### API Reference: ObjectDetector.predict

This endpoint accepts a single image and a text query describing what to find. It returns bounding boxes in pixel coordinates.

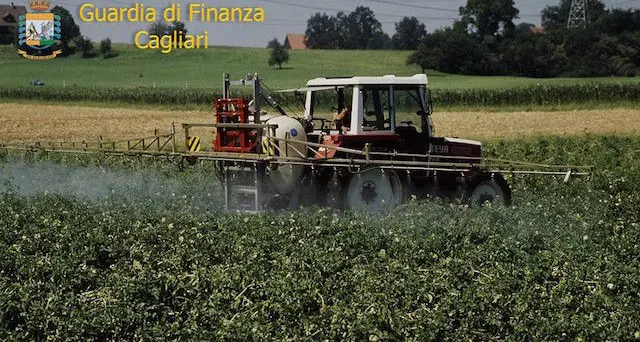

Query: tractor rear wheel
[468,174,512,206]
[345,169,403,212]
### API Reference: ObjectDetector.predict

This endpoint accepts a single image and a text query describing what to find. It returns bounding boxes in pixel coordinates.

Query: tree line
[305,6,424,50]
[304,0,640,77]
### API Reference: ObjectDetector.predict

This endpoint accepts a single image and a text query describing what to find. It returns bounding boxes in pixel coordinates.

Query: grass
[1,44,639,90]
[1,103,639,144]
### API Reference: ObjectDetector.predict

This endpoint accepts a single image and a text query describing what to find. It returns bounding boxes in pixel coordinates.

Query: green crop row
[0,86,224,107]
[1,135,640,340]
[1,83,639,108]
[431,83,640,107]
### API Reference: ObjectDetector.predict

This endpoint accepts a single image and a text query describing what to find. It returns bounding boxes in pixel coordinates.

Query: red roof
[284,33,307,50]
[530,26,545,34]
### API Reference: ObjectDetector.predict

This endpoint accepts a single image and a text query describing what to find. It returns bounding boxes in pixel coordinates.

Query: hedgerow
[1,83,639,108]
[0,135,639,340]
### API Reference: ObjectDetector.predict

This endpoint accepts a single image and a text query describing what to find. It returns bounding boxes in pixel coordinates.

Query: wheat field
[1,103,639,144]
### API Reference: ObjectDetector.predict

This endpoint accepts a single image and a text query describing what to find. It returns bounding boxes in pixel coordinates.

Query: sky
[46,0,640,47]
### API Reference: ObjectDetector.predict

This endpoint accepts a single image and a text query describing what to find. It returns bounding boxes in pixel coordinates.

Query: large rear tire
[345,169,403,212]
[468,174,512,206]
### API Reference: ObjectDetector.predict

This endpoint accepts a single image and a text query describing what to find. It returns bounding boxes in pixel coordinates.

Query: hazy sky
[49,0,639,47]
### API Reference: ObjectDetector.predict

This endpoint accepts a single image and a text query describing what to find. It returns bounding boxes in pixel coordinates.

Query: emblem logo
[17,0,62,60]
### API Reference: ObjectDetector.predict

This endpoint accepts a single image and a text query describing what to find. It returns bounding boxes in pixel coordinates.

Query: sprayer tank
[262,116,307,194]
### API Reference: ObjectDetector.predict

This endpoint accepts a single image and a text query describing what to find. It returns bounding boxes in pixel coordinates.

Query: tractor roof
[306,74,428,88]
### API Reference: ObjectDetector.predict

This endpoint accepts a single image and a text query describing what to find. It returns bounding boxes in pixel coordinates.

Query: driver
[332,105,351,135]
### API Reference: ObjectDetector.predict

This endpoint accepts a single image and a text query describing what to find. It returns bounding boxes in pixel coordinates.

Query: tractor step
[231,185,259,195]
[223,164,263,212]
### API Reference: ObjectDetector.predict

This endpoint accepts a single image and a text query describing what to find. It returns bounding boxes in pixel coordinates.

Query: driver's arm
[333,108,348,121]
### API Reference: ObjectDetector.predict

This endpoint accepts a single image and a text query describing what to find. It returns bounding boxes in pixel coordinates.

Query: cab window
[393,86,429,133]
[310,87,353,121]
[362,86,393,131]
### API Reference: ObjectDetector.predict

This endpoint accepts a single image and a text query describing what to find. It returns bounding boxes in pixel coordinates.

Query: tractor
[214,74,519,212]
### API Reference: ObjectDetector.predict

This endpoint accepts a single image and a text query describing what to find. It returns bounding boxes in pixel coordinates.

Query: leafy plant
[0,136,639,340]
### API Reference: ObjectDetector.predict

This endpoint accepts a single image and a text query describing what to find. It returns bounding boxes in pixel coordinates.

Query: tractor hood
[429,137,482,158]
[444,137,482,147]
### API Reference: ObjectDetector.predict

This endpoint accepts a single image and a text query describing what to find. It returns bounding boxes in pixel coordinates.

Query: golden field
[0,104,213,145]
[0,103,639,144]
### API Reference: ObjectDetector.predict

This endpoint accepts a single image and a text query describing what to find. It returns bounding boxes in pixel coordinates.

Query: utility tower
[567,0,588,29]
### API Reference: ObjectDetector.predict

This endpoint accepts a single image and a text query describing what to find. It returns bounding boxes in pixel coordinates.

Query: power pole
[568,0,588,29]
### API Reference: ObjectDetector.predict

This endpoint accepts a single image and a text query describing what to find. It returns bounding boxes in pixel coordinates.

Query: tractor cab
[302,75,434,154]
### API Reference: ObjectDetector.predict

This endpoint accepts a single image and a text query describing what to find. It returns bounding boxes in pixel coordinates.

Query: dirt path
[1,103,638,143]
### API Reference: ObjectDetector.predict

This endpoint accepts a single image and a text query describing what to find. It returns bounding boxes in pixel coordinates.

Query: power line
[261,18,449,27]
[267,17,449,24]
[338,0,541,18]
[609,0,639,6]
[260,0,458,20]
[360,0,460,13]
[260,0,361,13]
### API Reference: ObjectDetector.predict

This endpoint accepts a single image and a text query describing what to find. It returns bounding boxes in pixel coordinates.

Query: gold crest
[28,0,51,12]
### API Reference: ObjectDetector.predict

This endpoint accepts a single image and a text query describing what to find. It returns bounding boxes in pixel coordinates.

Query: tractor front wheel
[468,174,512,206]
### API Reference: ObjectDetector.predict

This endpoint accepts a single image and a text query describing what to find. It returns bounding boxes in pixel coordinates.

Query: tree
[99,38,118,59]
[407,27,482,74]
[171,21,188,40]
[459,0,519,38]
[607,34,640,76]
[616,31,640,71]
[333,11,349,48]
[74,36,95,58]
[405,0,639,77]
[593,9,640,35]
[2,25,18,45]
[561,28,614,76]
[342,6,385,49]
[305,7,387,50]
[502,29,566,77]
[51,6,80,56]
[407,43,438,73]
[267,38,289,69]
[392,17,427,50]
[148,21,172,36]
[305,13,339,49]
[368,32,392,50]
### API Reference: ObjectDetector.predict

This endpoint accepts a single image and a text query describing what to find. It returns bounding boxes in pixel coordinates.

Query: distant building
[529,26,545,35]
[284,33,307,50]
[0,3,27,45]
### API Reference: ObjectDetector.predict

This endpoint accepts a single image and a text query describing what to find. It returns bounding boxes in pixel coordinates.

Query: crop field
[0,104,212,144]
[1,103,639,143]
[1,44,639,90]
[1,43,639,338]
[1,135,639,340]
